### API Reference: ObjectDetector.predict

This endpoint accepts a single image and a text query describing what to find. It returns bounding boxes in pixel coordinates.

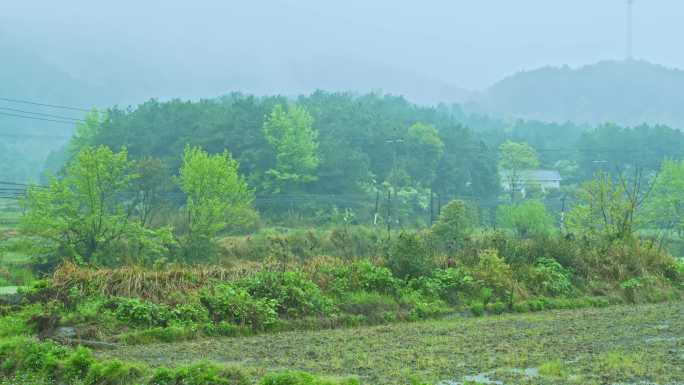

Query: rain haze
[6,2,684,384]
[3,0,684,105]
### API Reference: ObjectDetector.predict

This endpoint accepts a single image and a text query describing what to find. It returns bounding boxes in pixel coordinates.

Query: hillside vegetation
[473,60,684,128]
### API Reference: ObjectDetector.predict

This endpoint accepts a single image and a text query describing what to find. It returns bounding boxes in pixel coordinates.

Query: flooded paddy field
[102,301,684,385]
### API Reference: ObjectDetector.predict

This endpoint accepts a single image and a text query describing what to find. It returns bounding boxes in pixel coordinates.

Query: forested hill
[471,60,684,128]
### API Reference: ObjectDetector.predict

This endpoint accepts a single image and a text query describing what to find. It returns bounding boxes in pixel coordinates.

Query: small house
[500,169,562,196]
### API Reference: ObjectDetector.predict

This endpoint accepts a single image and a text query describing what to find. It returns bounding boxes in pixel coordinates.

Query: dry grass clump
[49,256,355,302]
[50,262,261,301]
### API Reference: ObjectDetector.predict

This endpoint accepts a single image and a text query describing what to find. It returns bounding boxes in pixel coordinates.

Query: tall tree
[262,104,319,193]
[176,146,256,261]
[405,122,444,186]
[498,141,540,202]
[643,159,684,235]
[20,146,136,264]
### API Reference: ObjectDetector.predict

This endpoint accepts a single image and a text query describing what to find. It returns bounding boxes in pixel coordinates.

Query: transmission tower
[626,0,634,60]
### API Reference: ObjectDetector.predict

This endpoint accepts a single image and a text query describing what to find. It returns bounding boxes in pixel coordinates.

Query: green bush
[109,297,174,328]
[474,249,514,302]
[400,291,450,320]
[83,360,145,385]
[326,260,399,296]
[62,346,95,381]
[0,337,67,377]
[150,362,249,385]
[431,199,477,252]
[469,303,484,317]
[200,285,278,331]
[241,270,332,317]
[486,301,506,315]
[513,302,530,313]
[259,371,358,385]
[496,200,555,238]
[620,276,659,303]
[529,257,573,296]
[387,232,433,279]
[409,268,474,305]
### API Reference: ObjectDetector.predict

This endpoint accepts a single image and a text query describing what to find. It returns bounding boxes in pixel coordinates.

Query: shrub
[109,297,173,328]
[513,302,530,313]
[62,346,95,381]
[83,360,145,385]
[0,337,68,377]
[399,291,450,320]
[486,301,506,315]
[240,270,332,317]
[496,200,555,238]
[387,232,433,279]
[259,371,358,385]
[528,257,573,296]
[150,362,249,385]
[473,249,514,302]
[620,275,658,303]
[172,303,210,325]
[200,285,278,331]
[431,199,476,251]
[324,260,399,297]
[409,268,474,305]
[538,359,566,378]
[469,303,484,317]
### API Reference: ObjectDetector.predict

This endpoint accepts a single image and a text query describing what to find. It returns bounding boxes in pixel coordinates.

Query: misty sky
[3,0,684,104]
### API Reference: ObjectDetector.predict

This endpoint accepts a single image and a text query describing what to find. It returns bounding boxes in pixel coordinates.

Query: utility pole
[560,193,567,233]
[374,189,380,226]
[385,133,403,239]
[626,0,634,60]
[429,187,434,226]
[386,189,391,238]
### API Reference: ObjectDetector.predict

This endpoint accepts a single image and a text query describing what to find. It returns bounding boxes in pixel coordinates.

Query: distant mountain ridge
[468,60,684,129]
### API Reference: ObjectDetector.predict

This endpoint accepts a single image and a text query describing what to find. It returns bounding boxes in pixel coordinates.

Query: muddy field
[101,302,684,385]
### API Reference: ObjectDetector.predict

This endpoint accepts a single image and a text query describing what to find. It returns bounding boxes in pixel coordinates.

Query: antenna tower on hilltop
[626,0,634,60]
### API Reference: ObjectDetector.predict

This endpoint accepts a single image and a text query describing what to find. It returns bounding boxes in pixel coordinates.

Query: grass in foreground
[101,301,684,385]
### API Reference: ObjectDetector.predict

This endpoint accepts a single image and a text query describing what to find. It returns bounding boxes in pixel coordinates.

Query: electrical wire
[0,97,91,112]
[0,107,84,123]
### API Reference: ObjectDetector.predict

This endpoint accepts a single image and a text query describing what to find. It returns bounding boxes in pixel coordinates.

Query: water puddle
[441,367,539,385]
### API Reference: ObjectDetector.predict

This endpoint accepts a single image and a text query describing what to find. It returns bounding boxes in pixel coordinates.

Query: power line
[0,97,91,112]
[0,107,84,123]
[0,132,71,140]
[0,111,79,125]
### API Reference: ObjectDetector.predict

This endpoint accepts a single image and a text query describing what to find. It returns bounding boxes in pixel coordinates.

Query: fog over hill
[4,0,684,182]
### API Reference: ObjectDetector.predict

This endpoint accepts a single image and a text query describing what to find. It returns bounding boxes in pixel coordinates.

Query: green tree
[20,146,136,264]
[262,104,319,193]
[566,171,650,240]
[498,141,540,202]
[132,157,169,227]
[431,199,477,251]
[644,159,684,235]
[68,109,104,158]
[405,122,444,186]
[176,145,256,260]
[497,200,555,238]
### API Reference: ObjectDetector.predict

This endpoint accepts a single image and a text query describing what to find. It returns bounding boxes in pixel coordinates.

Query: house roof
[500,169,562,182]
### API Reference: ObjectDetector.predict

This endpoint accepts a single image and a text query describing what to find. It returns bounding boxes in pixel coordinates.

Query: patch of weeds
[597,351,647,380]
[538,359,566,378]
